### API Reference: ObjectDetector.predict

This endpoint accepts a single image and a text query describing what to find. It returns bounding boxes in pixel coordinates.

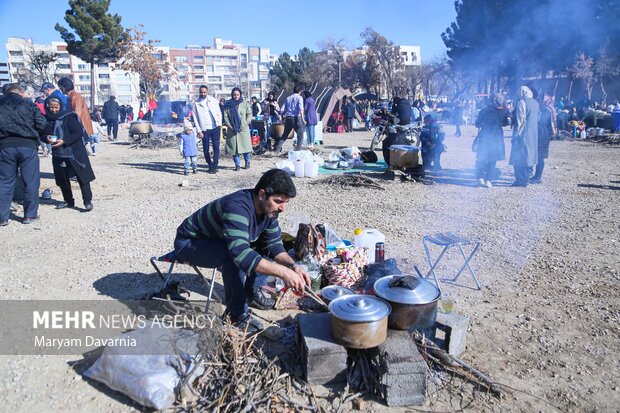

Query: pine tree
[55,0,127,108]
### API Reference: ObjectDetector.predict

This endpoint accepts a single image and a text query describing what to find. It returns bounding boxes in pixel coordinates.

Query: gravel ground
[1,123,619,412]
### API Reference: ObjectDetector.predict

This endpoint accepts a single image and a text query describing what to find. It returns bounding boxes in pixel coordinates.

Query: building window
[194,65,204,70]
[12,63,25,69]
[175,56,187,63]
[208,76,221,82]
[9,51,23,56]
[195,75,204,80]
[58,53,70,59]
[79,85,91,91]
[98,63,108,68]
[77,64,90,70]
[57,64,70,70]
[116,85,131,92]
[115,73,128,80]
[411,52,417,63]
[78,75,90,81]
[100,84,110,90]
[193,56,204,61]
[98,74,110,79]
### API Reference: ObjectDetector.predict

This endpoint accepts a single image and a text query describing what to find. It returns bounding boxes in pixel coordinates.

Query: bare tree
[361,27,407,98]
[120,25,173,101]
[571,52,594,100]
[594,46,619,105]
[25,47,58,85]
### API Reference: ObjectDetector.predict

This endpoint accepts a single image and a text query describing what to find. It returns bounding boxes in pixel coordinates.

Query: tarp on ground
[319,161,387,175]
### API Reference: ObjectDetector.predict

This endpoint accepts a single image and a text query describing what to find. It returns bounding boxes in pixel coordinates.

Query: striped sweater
[176,189,285,275]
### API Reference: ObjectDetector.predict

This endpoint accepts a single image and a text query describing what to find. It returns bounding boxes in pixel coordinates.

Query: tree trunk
[567,79,573,101]
[553,77,559,97]
[90,59,96,110]
[600,80,607,106]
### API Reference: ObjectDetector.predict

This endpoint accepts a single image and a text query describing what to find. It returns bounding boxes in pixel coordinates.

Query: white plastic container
[294,159,305,177]
[353,229,386,264]
[304,159,319,177]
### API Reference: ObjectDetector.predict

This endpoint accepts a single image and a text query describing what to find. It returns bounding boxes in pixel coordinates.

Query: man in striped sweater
[173,169,310,333]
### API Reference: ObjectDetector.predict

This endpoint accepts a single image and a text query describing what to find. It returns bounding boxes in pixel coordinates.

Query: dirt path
[1,124,618,412]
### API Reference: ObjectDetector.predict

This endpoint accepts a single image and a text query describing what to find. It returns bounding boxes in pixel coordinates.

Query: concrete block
[434,312,469,356]
[297,313,347,385]
[378,330,428,407]
[383,373,427,407]
[379,330,427,375]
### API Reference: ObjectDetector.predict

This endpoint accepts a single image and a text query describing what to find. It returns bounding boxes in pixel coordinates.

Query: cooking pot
[129,121,153,135]
[374,275,440,331]
[320,285,355,304]
[329,294,391,349]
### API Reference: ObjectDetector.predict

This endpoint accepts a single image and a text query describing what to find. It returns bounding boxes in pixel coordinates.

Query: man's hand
[51,139,64,148]
[280,266,310,291]
[197,132,204,139]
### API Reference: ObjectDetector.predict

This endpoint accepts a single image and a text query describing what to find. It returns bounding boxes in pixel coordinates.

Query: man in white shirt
[192,85,223,174]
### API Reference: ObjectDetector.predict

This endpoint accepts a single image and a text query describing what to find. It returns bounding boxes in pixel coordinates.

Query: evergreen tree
[55,0,128,108]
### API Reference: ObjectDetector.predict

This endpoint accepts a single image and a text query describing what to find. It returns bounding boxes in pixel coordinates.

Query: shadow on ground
[577,183,620,191]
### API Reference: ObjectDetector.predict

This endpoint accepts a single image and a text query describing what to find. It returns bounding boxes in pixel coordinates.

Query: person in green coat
[223,87,253,171]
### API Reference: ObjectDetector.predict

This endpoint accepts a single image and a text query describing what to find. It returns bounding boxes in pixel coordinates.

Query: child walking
[89,120,106,156]
[177,125,198,175]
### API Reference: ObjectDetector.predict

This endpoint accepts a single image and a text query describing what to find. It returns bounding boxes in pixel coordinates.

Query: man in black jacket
[0,83,47,225]
[102,96,120,140]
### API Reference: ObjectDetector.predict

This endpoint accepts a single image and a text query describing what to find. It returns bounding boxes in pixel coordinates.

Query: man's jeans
[233,153,251,167]
[202,127,220,169]
[306,124,316,145]
[174,237,253,317]
[0,147,40,221]
[275,116,304,151]
[89,134,100,154]
[106,118,119,140]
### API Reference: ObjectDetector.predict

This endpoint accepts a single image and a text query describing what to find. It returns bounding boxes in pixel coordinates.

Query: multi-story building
[5,37,140,108]
[0,60,9,87]
[167,38,274,102]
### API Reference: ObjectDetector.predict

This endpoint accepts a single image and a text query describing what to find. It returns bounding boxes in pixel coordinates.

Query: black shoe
[192,168,197,174]
[235,166,241,171]
[529,177,542,184]
[244,163,250,170]
[83,203,94,212]
[184,171,189,176]
[55,202,75,210]
[0,220,8,227]
[247,288,275,310]
[23,216,40,224]
[227,312,263,334]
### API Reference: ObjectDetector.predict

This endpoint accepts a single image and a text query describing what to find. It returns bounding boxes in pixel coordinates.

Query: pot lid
[329,294,391,322]
[321,285,355,302]
[374,275,440,305]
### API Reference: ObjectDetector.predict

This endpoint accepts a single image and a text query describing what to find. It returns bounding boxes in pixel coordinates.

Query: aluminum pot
[129,121,153,135]
[374,275,440,331]
[320,285,355,304]
[329,294,391,349]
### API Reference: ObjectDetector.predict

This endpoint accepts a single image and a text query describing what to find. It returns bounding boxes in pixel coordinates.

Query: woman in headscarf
[223,87,253,171]
[474,94,509,187]
[42,97,95,211]
[530,94,556,184]
[509,86,539,187]
[303,91,318,146]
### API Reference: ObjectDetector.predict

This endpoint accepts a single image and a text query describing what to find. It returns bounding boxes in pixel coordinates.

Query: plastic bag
[340,146,361,159]
[328,150,341,162]
[360,258,402,292]
[322,222,343,247]
[83,324,203,410]
[275,160,295,175]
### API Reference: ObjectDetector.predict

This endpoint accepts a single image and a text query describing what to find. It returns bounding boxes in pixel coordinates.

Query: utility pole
[338,61,341,86]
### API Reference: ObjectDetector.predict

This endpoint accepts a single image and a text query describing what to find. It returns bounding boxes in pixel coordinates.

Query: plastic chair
[150,251,217,310]
[422,233,481,294]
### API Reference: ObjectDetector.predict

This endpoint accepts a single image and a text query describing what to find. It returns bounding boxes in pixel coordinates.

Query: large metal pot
[329,294,391,349]
[320,285,355,305]
[374,275,440,331]
[129,121,153,135]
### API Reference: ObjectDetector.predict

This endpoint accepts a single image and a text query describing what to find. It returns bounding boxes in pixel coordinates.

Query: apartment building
[0,60,9,87]
[4,37,140,108]
[167,38,274,102]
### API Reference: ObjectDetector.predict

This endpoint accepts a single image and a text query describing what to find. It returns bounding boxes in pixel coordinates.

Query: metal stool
[150,251,217,310]
[422,233,481,294]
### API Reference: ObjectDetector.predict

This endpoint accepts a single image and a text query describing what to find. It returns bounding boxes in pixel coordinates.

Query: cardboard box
[389,145,421,168]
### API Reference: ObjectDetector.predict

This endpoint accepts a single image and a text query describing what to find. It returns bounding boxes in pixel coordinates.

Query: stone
[297,313,347,385]
[434,312,469,356]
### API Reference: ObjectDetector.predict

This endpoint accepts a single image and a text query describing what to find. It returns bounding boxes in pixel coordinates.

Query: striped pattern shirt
[176,189,285,275]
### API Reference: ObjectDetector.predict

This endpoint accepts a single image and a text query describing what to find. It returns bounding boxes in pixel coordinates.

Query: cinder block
[383,373,427,407]
[379,330,428,407]
[434,312,469,356]
[297,313,347,385]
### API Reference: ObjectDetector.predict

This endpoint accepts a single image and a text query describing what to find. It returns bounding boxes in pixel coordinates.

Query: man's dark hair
[109,96,116,100]
[254,169,296,198]
[5,83,24,94]
[58,77,74,91]
[293,85,300,94]
[199,85,208,90]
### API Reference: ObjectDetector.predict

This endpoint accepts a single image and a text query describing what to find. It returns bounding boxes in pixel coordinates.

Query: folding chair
[150,251,217,310]
[422,233,481,294]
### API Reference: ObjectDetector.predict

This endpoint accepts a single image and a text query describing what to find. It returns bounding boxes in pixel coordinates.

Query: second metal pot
[329,294,391,349]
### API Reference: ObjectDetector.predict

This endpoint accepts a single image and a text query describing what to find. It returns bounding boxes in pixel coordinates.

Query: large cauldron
[373,275,440,331]
[129,121,153,135]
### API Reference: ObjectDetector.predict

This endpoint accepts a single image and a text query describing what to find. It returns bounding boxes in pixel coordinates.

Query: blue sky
[0,0,456,60]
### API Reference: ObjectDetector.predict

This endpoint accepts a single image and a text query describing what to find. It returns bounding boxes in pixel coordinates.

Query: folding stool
[422,232,481,294]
